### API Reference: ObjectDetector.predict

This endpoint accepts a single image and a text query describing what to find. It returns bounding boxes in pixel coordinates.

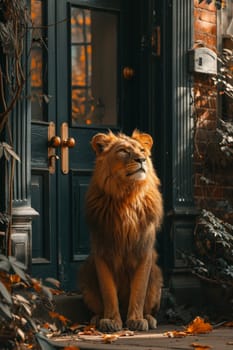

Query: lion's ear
[91,132,114,155]
[132,129,153,151]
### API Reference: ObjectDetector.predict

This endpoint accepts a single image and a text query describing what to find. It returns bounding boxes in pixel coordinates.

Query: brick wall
[193,0,233,221]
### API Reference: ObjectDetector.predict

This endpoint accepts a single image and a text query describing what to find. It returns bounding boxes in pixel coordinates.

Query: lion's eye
[140,148,145,153]
[117,148,128,153]
[117,149,130,157]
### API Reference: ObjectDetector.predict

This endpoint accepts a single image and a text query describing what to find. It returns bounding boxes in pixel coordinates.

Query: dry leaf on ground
[118,330,134,336]
[191,342,212,349]
[78,325,102,336]
[186,317,213,334]
[164,316,213,338]
[102,334,119,343]
[49,311,70,325]
[165,330,187,338]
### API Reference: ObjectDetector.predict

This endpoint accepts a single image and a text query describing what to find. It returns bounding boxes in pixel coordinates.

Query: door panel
[31,0,133,290]
[71,173,90,259]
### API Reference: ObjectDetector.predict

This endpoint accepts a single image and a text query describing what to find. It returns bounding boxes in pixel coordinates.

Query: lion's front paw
[99,318,123,332]
[145,314,157,329]
[126,318,149,331]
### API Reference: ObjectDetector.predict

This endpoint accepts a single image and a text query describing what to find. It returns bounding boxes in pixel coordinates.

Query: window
[70,7,118,126]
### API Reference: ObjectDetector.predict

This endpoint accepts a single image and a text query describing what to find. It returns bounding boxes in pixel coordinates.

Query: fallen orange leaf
[186,317,212,334]
[118,330,134,336]
[42,322,51,329]
[50,288,63,295]
[102,334,119,343]
[64,347,80,350]
[31,279,42,292]
[0,271,11,291]
[10,274,21,283]
[191,343,212,349]
[165,330,187,338]
[78,325,102,336]
[164,316,213,339]
[49,311,70,325]
[83,325,97,332]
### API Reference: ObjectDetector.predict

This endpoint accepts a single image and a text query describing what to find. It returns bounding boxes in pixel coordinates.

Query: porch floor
[43,324,233,350]
[40,294,233,350]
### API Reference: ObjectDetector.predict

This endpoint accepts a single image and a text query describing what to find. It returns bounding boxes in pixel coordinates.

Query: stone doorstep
[53,293,92,323]
[33,293,92,325]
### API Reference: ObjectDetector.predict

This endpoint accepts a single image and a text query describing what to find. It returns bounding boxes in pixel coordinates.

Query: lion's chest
[89,196,155,256]
[103,198,151,231]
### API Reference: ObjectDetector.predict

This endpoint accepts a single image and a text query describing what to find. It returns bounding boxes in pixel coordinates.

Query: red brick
[195,19,216,35]
[194,32,216,48]
[196,9,216,24]
[194,0,216,12]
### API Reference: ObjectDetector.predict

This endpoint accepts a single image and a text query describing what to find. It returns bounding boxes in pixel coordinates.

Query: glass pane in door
[31,0,48,121]
[71,7,118,126]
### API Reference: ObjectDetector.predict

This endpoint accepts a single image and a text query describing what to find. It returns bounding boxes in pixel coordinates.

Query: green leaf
[17,327,25,341]
[0,259,10,272]
[41,285,53,301]
[45,277,61,289]
[24,314,38,332]
[0,301,12,319]
[9,257,27,282]
[5,146,21,162]
[14,293,30,305]
[0,281,12,304]
[21,302,32,316]
[2,142,20,162]
[0,254,9,261]
[36,333,59,350]
[8,256,26,270]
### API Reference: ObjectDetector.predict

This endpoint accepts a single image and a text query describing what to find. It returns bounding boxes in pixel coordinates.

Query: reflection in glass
[71,7,118,126]
[71,8,91,43]
[72,46,92,87]
[31,0,47,121]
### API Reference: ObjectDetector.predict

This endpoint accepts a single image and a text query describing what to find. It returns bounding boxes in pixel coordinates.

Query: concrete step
[53,293,92,323]
[33,293,92,325]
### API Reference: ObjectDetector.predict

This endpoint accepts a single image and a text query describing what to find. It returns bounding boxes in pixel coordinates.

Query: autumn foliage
[0,254,64,349]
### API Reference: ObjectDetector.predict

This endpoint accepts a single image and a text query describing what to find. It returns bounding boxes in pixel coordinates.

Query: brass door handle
[62,137,76,148]
[60,122,76,174]
[48,122,76,174]
[49,136,61,147]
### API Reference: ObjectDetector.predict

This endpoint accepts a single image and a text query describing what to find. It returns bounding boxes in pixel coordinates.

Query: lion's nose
[135,157,146,164]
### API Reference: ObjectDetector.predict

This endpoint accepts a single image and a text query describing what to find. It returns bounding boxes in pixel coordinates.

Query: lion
[79,129,163,332]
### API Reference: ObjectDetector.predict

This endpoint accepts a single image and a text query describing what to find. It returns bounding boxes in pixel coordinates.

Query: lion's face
[106,139,148,181]
[91,130,155,192]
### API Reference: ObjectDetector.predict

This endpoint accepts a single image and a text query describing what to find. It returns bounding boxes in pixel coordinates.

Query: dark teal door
[31,0,135,290]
